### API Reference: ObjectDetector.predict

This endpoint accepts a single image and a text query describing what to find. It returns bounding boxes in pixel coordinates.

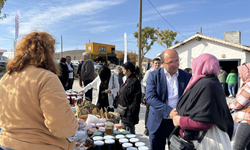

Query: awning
[95,53,116,57]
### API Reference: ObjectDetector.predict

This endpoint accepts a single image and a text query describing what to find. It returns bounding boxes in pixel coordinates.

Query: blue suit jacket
[145,68,192,133]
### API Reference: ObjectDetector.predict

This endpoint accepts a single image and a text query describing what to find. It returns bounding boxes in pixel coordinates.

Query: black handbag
[169,126,207,150]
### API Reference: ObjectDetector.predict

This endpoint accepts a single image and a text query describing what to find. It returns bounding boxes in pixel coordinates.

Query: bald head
[161,49,179,76]
[160,49,178,63]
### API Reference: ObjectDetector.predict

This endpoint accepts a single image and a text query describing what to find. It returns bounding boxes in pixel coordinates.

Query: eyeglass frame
[162,58,180,66]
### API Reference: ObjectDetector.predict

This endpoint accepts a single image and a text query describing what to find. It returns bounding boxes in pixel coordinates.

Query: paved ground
[73,79,235,149]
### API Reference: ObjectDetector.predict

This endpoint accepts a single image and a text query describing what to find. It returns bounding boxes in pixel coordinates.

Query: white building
[157,31,250,92]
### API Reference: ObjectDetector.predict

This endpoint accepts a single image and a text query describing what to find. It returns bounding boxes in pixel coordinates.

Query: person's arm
[142,70,150,87]
[226,74,229,84]
[110,75,119,95]
[180,116,213,131]
[82,76,99,93]
[229,84,250,110]
[39,72,78,138]
[131,80,142,115]
[146,72,173,119]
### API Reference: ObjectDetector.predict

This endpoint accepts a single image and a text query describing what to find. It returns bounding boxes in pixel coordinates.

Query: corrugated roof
[156,33,250,57]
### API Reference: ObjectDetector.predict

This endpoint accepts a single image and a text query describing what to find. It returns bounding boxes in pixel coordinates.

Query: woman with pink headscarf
[171,54,233,150]
[229,63,250,150]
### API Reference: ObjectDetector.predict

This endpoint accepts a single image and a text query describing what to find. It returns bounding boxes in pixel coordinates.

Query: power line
[147,0,188,39]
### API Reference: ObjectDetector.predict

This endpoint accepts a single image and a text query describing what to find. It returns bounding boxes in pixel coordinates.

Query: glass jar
[93,136,104,141]
[105,139,115,150]
[126,134,136,139]
[135,142,145,148]
[105,122,114,135]
[115,135,125,150]
[94,140,104,150]
[129,138,139,147]
[138,146,149,150]
[122,143,133,150]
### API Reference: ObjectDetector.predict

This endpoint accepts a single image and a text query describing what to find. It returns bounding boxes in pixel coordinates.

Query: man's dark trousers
[67,79,74,90]
[149,119,175,150]
[145,103,150,127]
[84,79,93,101]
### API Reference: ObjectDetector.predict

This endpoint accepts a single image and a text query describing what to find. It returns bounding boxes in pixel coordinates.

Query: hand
[169,109,178,119]
[78,90,85,94]
[105,89,111,94]
[70,70,74,72]
[65,83,68,87]
[173,115,181,126]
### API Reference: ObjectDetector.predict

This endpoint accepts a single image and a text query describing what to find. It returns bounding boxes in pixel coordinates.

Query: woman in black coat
[119,62,141,134]
[59,57,69,90]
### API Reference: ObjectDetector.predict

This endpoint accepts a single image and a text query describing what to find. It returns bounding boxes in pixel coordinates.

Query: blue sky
[0,0,249,59]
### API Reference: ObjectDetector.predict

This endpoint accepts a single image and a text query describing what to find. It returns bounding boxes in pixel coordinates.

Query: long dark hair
[98,66,111,82]
[122,62,140,77]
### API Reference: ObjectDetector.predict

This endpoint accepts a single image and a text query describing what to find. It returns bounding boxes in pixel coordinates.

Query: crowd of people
[0,31,250,150]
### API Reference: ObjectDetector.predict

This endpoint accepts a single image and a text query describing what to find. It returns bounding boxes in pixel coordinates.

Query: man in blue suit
[146,49,192,150]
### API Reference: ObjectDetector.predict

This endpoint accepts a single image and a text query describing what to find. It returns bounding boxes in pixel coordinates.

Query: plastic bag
[86,114,106,124]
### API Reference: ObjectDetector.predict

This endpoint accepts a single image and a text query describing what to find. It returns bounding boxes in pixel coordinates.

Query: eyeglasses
[163,59,180,66]
[243,62,250,70]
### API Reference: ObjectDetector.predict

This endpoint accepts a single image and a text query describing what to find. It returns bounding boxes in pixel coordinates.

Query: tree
[89,52,95,61]
[128,52,136,62]
[0,0,8,20]
[116,51,124,65]
[156,29,178,48]
[134,25,158,61]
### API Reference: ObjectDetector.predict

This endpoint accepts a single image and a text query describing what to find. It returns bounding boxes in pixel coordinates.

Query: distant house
[157,31,250,91]
[86,42,116,63]
[0,49,7,56]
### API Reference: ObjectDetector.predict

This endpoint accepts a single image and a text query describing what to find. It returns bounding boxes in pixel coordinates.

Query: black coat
[120,74,142,125]
[59,63,69,86]
[177,75,234,140]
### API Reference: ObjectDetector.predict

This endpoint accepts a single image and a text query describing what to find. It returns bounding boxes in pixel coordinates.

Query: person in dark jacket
[77,59,84,87]
[66,56,74,90]
[59,57,69,91]
[119,62,142,134]
[81,52,95,101]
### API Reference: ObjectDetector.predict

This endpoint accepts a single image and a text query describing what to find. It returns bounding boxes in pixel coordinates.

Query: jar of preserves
[105,122,114,135]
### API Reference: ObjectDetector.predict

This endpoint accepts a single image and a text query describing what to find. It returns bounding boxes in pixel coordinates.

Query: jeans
[233,122,250,150]
[84,79,93,101]
[228,84,236,96]
[221,83,226,92]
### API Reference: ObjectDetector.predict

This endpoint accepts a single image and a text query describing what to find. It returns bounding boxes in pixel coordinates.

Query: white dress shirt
[164,68,179,109]
[66,63,74,79]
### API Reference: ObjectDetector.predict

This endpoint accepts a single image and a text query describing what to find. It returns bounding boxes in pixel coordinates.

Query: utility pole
[138,0,142,71]
[61,35,63,58]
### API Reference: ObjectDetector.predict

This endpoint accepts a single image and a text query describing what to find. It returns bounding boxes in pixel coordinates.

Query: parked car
[2,52,14,59]
[71,60,79,67]
[0,55,9,67]
[93,62,101,71]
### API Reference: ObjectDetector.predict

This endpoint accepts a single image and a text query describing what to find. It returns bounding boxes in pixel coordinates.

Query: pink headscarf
[184,53,220,92]
[238,63,250,83]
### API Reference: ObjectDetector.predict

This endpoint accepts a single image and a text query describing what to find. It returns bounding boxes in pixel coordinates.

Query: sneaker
[228,95,233,98]
[144,128,149,136]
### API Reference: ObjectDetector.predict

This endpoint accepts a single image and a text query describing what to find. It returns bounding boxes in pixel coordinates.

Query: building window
[88,46,91,51]
[99,46,106,52]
